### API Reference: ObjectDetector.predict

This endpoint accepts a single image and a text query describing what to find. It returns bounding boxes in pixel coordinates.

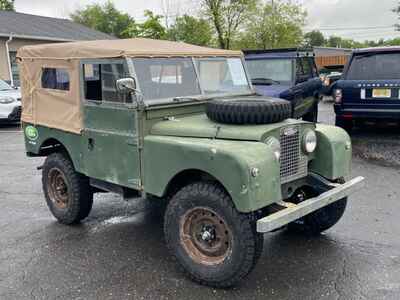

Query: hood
[253,85,291,98]
[0,88,21,100]
[151,114,308,141]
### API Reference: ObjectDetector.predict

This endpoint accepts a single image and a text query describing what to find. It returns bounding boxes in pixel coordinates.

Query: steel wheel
[180,207,232,266]
[47,167,69,209]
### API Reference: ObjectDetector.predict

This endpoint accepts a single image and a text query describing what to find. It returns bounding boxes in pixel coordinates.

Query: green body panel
[143,136,281,213]
[310,124,352,180]
[82,102,141,189]
[23,123,84,172]
[151,114,310,141]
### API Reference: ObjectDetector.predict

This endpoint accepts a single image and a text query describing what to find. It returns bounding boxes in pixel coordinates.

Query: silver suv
[0,79,21,123]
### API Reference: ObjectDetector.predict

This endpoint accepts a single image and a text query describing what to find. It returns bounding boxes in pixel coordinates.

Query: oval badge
[25,125,39,141]
[283,126,298,136]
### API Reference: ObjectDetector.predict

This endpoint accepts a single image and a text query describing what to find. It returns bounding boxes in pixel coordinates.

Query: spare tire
[206,98,292,125]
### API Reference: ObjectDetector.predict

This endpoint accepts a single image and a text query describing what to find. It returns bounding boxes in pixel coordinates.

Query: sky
[13,0,400,42]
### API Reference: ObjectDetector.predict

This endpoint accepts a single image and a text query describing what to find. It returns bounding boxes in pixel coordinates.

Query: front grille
[280,126,308,184]
[8,106,21,121]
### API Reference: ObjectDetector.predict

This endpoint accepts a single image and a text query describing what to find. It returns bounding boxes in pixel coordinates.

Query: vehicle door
[80,59,141,190]
[292,57,321,118]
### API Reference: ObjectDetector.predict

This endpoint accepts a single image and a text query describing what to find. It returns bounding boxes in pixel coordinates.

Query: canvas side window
[41,68,70,91]
[83,63,127,103]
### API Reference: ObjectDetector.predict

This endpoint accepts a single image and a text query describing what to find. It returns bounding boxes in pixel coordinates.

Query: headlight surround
[0,97,16,104]
[303,130,317,153]
[265,137,281,160]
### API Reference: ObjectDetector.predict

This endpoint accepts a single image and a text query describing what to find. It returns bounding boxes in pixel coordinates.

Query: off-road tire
[335,117,353,133]
[164,182,264,288]
[287,179,348,235]
[206,98,291,125]
[303,102,319,123]
[42,153,93,225]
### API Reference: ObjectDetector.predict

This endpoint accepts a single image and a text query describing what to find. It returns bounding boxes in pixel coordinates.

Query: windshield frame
[126,56,255,106]
[245,57,295,86]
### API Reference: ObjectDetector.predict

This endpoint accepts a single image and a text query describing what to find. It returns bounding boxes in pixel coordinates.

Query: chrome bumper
[256,176,365,233]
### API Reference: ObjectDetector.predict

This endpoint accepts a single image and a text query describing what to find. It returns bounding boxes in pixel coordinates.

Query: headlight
[265,137,281,160]
[0,97,16,104]
[303,130,317,153]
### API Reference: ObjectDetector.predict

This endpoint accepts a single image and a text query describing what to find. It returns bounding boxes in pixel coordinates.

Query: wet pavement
[1,102,400,299]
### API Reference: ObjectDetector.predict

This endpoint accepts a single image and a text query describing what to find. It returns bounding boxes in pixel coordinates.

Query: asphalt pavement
[1,102,400,299]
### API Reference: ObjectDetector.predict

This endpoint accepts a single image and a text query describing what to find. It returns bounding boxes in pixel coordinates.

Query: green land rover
[18,38,364,288]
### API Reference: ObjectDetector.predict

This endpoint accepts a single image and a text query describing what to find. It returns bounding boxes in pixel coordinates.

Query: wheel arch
[37,138,80,170]
[163,169,231,200]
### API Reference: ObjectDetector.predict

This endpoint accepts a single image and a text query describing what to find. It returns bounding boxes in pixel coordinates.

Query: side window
[41,68,70,91]
[83,62,127,103]
[296,59,312,82]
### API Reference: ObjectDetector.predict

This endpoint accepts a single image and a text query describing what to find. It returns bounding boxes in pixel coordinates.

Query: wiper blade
[251,78,281,85]
[172,96,200,102]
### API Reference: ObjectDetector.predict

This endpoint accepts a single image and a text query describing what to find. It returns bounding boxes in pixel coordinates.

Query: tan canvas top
[17,38,242,60]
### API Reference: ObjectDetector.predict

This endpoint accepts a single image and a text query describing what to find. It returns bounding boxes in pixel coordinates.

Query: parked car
[0,79,21,123]
[319,64,344,96]
[18,38,363,288]
[334,47,400,131]
[243,48,322,122]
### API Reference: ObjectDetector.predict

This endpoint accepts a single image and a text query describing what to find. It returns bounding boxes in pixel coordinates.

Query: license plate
[372,88,391,98]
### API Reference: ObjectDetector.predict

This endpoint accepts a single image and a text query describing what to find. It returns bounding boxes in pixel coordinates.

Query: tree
[137,10,167,39]
[303,30,325,47]
[0,0,14,11]
[70,1,135,38]
[202,0,258,49]
[167,15,213,46]
[237,0,306,49]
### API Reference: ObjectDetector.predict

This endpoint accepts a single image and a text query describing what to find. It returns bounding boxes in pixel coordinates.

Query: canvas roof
[17,38,243,60]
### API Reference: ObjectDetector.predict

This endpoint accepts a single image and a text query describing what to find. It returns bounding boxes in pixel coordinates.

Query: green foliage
[70,1,134,38]
[236,0,306,49]
[136,10,167,39]
[0,0,14,11]
[304,30,325,47]
[167,15,213,46]
[202,0,258,49]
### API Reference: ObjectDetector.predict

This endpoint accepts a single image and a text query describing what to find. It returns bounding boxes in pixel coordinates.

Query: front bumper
[256,175,365,232]
[0,104,21,122]
[335,104,400,120]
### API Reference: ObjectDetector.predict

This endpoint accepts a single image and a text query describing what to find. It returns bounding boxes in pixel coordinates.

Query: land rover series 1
[18,38,364,287]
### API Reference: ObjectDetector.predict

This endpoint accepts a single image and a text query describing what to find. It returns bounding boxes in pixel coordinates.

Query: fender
[23,123,84,172]
[143,136,282,213]
[309,124,352,180]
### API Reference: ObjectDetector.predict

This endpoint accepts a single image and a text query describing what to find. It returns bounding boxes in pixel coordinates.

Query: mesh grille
[280,126,308,183]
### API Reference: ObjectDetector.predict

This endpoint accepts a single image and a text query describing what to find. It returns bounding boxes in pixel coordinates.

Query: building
[313,47,353,69]
[0,11,115,86]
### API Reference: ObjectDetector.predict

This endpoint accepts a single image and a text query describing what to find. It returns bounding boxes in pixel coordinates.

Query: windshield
[347,53,400,80]
[131,57,251,101]
[246,59,293,85]
[195,58,251,94]
[0,79,12,91]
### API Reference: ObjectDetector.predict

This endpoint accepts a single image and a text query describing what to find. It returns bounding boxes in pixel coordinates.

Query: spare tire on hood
[206,98,292,125]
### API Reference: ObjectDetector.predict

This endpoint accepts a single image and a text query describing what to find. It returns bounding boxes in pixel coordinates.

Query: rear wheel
[42,153,93,225]
[164,182,263,288]
[335,116,353,133]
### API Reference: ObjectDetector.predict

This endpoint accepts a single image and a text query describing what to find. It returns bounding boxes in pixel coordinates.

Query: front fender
[309,124,352,180]
[143,136,282,213]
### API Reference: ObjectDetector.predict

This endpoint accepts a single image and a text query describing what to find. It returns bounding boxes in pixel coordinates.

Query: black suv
[334,47,400,131]
[244,48,322,122]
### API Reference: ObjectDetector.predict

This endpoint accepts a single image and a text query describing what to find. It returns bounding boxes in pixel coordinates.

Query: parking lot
[1,101,400,300]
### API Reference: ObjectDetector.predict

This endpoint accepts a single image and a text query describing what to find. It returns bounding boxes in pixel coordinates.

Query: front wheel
[42,153,93,225]
[287,180,348,235]
[164,182,263,288]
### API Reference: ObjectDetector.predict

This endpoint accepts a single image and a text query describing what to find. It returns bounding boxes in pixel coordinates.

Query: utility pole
[271,0,275,48]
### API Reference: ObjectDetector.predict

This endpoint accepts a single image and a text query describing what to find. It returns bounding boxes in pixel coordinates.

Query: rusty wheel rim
[180,207,232,265]
[47,168,69,209]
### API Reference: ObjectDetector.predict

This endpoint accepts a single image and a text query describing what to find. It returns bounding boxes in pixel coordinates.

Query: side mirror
[116,77,137,93]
